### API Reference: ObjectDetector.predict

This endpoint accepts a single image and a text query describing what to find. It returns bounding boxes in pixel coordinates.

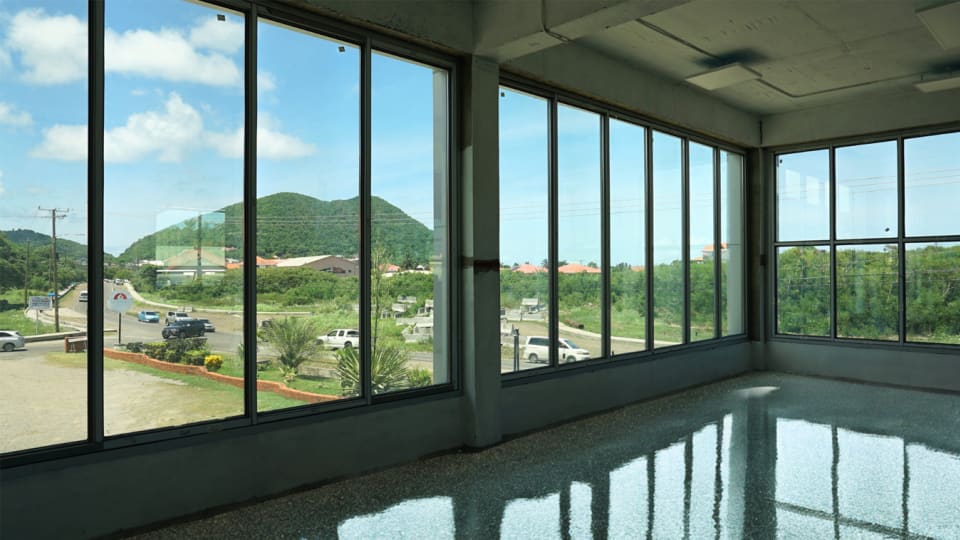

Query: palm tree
[260,317,320,383]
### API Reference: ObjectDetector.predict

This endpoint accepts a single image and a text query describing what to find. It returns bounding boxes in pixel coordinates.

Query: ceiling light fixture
[916,1,960,50]
[914,73,960,93]
[685,63,761,91]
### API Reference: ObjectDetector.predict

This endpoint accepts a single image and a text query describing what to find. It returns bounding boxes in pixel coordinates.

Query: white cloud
[31,124,87,161]
[0,102,32,126]
[32,93,203,162]
[106,27,240,86]
[6,8,87,84]
[258,70,276,93]
[189,16,243,54]
[104,92,203,162]
[207,115,316,160]
[32,95,311,163]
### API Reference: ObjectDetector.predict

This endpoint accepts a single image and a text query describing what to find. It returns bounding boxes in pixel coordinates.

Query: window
[688,142,715,342]
[256,20,360,411]
[609,119,646,355]
[775,131,960,345]
[498,88,550,373]
[371,50,450,393]
[0,0,88,453]
[557,104,601,362]
[103,0,246,434]
[499,82,746,376]
[2,0,455,458]
[652,131,683,348]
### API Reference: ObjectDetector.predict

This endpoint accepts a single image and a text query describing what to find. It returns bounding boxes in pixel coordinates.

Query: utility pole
[196,212,203,282]
[23,241,30,306]
[39,207,68,332]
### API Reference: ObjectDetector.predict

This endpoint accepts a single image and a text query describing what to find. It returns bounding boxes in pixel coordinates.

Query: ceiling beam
[474,0,691,62]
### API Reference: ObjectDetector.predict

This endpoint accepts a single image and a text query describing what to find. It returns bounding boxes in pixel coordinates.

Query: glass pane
[499,88,550,373]
[0,0,88,453]
[905,132,960,237]
[103,1,245,435]
[688,142,715,342]
[720,151,744,336]
[609,119,646,355]
[371,51,449,393]
[777,246,830,336]
[836,141,897,240]
[557,104,601,362]
[777,150,829,242]
[836,244,898,340]
[906,242,960,344]
[652,131,683,347]
[256,21,360,411]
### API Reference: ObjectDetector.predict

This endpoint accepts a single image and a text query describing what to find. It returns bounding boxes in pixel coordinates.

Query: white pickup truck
[317,329,360,349]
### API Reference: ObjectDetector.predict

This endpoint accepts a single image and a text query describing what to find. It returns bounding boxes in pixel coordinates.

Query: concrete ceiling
[478,0,960,116]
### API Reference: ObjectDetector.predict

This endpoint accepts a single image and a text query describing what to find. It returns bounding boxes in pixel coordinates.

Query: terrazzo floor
[128,373,960,539]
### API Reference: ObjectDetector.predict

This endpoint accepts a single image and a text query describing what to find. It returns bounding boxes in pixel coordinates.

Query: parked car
[0,330,25,352]
[78,291,89,302]
[165,311,191,324]
[317,328,360,349]
[137,311,160,323]
[161,319,206,339]
[521,336,590,363]
[196,318,216,332]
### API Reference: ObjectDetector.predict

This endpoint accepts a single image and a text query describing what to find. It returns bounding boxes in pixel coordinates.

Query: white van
[78,291,89,302]
[521,336,591,363]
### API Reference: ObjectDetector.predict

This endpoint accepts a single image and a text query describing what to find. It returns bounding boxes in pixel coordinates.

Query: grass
[0,309,57,335]
[45,352,307,410]
[218,354,346,397]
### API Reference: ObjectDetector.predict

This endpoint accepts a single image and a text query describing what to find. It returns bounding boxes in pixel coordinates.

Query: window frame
[769,123,960,350]
[499,74,748,383]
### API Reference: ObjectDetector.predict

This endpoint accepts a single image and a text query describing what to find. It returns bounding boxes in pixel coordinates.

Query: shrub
[141,342,167,360]
[258,317,320,382]
[406,367,432,388]
[126,342,145,353]
[336,344,409,396]
[204,354,223,372]
[183,350,207,366]
[161,337,208,363]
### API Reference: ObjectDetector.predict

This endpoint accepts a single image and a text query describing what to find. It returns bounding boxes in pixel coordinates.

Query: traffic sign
[107,291,133,312]
[29,296,52,310]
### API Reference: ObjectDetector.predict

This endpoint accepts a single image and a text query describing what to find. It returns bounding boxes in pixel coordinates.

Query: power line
[37,206,68,333]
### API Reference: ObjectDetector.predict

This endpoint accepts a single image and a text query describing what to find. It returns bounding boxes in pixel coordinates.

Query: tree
[259,317,320,383]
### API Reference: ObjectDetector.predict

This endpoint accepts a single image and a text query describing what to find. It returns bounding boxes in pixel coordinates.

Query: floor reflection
[131,374,960,539]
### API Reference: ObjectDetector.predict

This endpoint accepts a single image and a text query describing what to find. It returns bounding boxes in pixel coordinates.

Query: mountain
[117,193,434,264]
[1,228,114,262]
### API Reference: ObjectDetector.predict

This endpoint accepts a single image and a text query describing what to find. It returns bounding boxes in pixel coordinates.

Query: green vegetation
[0,309,56,335]
[0,231,87,299]
[116,192,433,264]
[45,352,304,410]
[258,317,322,383]
[778,244,960,341]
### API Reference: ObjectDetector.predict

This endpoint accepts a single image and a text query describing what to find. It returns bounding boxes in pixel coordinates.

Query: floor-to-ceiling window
[499,80,747,375]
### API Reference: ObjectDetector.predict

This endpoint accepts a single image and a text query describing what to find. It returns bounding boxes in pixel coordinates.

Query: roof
[702,243,729,253]
[512,264,546,274]
[558,263,601,274]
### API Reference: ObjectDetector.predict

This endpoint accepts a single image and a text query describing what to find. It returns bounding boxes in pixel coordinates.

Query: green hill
[2,228,114,262]
[117,193,434,264]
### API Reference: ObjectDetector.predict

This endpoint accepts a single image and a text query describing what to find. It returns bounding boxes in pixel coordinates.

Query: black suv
[161,319,206,339]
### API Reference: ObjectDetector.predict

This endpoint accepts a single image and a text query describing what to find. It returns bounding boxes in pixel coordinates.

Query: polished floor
[130,374,960,539]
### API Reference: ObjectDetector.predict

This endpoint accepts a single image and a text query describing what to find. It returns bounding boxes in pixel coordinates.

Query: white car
[318,329,360,349]
[521,336,591,363]
[0,330,25,352]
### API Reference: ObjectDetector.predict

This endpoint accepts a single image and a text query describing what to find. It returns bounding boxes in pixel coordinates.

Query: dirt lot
[0,347,243,454]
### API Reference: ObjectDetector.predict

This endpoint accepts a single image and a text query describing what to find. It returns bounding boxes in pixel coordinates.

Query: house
[274,255,358,275]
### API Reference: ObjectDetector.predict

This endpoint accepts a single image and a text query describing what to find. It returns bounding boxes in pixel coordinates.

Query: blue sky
[1,2,956,261]
[0,0,441,256]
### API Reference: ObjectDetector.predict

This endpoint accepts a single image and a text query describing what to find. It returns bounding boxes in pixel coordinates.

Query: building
[2,1,959,538]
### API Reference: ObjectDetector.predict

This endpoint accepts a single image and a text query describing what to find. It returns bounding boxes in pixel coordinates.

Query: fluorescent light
[685,63,761,91]
[914,74,960,93]
[917,1,960,50]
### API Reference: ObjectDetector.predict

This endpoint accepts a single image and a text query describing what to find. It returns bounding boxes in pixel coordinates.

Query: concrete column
[461,56,502,448]
[433,68,450,383]
[725,153,745,336]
